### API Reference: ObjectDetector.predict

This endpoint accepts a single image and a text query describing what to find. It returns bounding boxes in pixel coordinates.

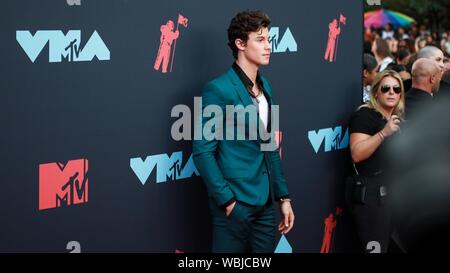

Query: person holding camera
[348,70,405,253]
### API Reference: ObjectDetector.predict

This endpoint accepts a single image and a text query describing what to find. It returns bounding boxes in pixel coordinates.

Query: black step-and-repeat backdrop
[0,0,362,252]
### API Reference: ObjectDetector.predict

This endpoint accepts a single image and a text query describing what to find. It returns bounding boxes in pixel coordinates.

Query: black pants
[347,175,392,253]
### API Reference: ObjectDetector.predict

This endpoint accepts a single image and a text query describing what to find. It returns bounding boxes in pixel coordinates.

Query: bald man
[405,58,442,121]
[416,46,445,71]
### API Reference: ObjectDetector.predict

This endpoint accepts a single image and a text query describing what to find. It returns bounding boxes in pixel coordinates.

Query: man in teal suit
[193,10,295,253]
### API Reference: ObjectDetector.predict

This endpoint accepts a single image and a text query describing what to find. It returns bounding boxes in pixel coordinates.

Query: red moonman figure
[320,213,337,253]
[324,19,341,62]
[154,20,179,73]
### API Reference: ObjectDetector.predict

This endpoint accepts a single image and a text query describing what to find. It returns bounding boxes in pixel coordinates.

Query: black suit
[434,80,450,102]
[405,88,433,122]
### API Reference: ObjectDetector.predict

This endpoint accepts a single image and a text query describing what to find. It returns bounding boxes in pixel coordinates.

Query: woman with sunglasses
[348,70,405,253]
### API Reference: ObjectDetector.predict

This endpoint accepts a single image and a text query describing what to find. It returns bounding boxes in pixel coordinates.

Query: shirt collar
[232,62,264,92]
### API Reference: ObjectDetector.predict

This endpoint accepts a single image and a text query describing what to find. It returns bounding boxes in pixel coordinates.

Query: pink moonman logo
[320,207,342,253]
[154,14,189,73]
[39,158,88,211]
[324,14,346,63]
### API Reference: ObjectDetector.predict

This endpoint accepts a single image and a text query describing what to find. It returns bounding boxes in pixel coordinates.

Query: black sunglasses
[380,85,401,94]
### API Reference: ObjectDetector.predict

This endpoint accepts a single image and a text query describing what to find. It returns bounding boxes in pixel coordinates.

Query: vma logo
[39,158,88,211]
[16,30,110,63]
[130,151,199,185]
[269,27,297,53]
[308,126,349,153]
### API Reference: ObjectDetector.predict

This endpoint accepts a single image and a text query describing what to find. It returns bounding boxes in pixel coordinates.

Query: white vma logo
[16,30,110,63]
[269,27,297,53]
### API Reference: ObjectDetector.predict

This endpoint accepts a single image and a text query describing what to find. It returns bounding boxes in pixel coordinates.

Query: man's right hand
[225,201,237,216]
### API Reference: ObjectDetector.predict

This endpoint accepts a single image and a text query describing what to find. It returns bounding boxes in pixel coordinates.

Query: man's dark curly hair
[227,10,271,59]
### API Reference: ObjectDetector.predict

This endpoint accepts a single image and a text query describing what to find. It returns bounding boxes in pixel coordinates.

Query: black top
[232,62,265,97]
[231,62,273,133]
[349,107,388,176]
[405,88,433,122]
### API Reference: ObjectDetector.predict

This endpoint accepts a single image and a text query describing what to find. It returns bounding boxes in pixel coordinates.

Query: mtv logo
[269,27,297,53]
[366,0,381,6]
[130,151,199,185]
[308,126,349,153]
[16,30,110,63]
[39,158,88,211]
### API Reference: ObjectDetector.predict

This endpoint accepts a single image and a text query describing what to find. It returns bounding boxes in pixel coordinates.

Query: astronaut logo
[324,14,346,63]
[154,14,189,73]
[320,207,342,253]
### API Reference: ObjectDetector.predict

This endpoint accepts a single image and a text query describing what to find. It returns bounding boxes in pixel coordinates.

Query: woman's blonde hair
[362,69,405,119]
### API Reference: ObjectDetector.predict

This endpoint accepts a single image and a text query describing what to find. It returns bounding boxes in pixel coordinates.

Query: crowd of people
[347,22,450,253]
[363,23,450,103]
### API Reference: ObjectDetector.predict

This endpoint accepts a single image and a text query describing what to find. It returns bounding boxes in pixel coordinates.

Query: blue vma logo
[16,30,110,63]
[269,27,297,53]
[308,126,349,153]
[130,151,199,185]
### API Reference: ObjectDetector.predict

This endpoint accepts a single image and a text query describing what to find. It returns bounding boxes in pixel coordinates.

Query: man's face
[431,70,442,93]
[428,50,445,72]
[444,58,450,73]
[364,67,378,86]
[239,27,271,66]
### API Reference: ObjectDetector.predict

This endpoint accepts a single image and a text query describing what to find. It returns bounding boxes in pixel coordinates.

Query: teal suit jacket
[193,68,289,207]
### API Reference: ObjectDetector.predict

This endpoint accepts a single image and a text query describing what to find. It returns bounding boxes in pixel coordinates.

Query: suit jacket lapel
[227,68,275,144]
[260,77,274,105]
[227,68,253,107]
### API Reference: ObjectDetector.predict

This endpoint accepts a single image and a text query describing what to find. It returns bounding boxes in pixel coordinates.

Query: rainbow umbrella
[364,9,415,28]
